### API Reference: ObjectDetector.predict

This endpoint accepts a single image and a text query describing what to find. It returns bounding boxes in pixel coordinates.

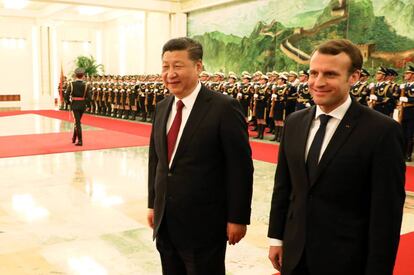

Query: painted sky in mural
[188,0,330,37]
[188,0,413,39]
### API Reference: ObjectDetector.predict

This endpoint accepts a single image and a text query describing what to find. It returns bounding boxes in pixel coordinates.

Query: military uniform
[400,65,414,161]
[64,68,91,146]
[369,67,394,116]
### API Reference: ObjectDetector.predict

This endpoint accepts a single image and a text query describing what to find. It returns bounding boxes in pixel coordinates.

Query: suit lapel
[310,101,362,187]
[170,86,212,170]
[159,96,174,165]
[298,107,316,186]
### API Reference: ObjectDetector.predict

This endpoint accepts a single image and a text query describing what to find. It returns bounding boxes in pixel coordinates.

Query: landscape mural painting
[188,0,414,75]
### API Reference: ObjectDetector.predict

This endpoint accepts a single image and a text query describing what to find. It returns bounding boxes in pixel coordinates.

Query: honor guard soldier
[285,74,297,118]
[270,74,290,142]
[122,84,131,119]
[350,68,370,106]
[138,82,148,121]
[64,68,91,146]
[117,84,126,118]
[129,82,138,120]
[223,73,237,97]
[108,82,115,116]
[288,71,300,87]
[199,71,210,84]
[209,72,224,92]
[112,84,120,117]
[253,74,270,139]
[387,68,401,108]
[99,81,106,115]
[399,65,414,161]
[295,70,312,110]
[152,81,164,109]
[369,66,393,116]
[237,74,253,120]
[146,82,155,122]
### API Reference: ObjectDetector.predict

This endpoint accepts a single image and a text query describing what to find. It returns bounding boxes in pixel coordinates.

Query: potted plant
[74,55,104,76]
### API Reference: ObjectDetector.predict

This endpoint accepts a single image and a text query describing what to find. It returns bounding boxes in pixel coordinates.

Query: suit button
[167,172,172,177]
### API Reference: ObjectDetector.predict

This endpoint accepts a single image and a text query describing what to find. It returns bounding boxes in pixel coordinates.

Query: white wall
[0,9,187,109]
[145,12,171,74]
[103,12,145,75]
[0,17,34,108]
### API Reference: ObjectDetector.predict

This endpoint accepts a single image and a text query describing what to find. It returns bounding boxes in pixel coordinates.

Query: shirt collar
[315,95,352,121]
[173,81,201,110]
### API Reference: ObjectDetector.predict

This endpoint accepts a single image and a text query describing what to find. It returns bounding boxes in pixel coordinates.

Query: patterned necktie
[306,114,332,182]
[167,100,185,163]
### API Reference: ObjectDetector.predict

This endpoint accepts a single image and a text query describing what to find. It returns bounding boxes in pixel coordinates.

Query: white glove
[400,97,408,103]
[237,93,242,98]
[369,94,377,101]
[254,94,258,99]
[400,84,405,90]
[154,89,158,92]
[223,92,228,95]
[271,94,277,99]
[305,103,311,107]
[368,83,375,90]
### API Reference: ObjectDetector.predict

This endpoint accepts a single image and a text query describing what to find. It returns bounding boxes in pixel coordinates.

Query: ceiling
[0,0,238,22]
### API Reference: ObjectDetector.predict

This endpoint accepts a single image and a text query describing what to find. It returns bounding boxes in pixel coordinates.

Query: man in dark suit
[268,39,406,275]
[65,68,91,146]
[147,37,253,275]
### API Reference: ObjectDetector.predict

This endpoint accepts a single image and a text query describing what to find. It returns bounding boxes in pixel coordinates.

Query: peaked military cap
[406,65,414,73]
[289,71,298,77]
[376,66,387,75]
[387,68,398,76]
[299,70,309,76]
[279,74,288,81]
[361,68,370,77]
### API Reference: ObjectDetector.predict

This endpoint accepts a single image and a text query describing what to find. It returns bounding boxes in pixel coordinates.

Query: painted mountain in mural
[376,0,414,40]
[192,0,414,74]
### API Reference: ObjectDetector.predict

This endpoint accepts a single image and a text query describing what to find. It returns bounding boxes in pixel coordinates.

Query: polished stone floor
[0,114,413,275]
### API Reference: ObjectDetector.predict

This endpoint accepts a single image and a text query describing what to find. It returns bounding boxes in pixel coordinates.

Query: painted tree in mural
[189,0,414,75]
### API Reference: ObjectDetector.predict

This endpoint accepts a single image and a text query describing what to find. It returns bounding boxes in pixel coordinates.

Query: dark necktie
[306,114,332,182]
[167,100,184,163]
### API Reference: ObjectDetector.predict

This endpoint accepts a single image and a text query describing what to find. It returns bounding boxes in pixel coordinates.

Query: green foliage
[74,55,104,76]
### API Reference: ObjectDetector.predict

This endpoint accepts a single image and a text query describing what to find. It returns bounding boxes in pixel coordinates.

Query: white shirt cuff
[269,238,283,246]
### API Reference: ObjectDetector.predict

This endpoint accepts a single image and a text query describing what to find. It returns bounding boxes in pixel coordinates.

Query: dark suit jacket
[65,80,91,111]
[148,85,254,248]
[268,100,406,275]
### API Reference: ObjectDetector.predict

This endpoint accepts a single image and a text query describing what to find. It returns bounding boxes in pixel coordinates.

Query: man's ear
[349,70,361,86]
[195,60,203,74]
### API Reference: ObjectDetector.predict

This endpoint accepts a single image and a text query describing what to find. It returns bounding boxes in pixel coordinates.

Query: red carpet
[0,130,148,158]
[395,232,414,275]
[1,110,413,192]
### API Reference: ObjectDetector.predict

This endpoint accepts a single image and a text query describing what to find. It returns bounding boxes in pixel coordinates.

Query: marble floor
[0,114,413,275]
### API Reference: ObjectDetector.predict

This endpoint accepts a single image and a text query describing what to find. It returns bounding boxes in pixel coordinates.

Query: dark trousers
[72,109,84,142]
[289,251,310,275]
[156,222,226,275]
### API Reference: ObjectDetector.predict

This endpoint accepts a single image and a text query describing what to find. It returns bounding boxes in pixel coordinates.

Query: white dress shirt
[269,95,352,246]
[166,82,201,167]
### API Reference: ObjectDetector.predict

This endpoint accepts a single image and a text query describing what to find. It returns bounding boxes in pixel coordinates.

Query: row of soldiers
[199,70,313,141]
[60,74,168,122]
[59,65,414,160]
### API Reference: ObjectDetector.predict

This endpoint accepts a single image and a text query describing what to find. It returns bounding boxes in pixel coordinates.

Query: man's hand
[147,209,154,229]
[268,245,283,271]
[227,223,246,245]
